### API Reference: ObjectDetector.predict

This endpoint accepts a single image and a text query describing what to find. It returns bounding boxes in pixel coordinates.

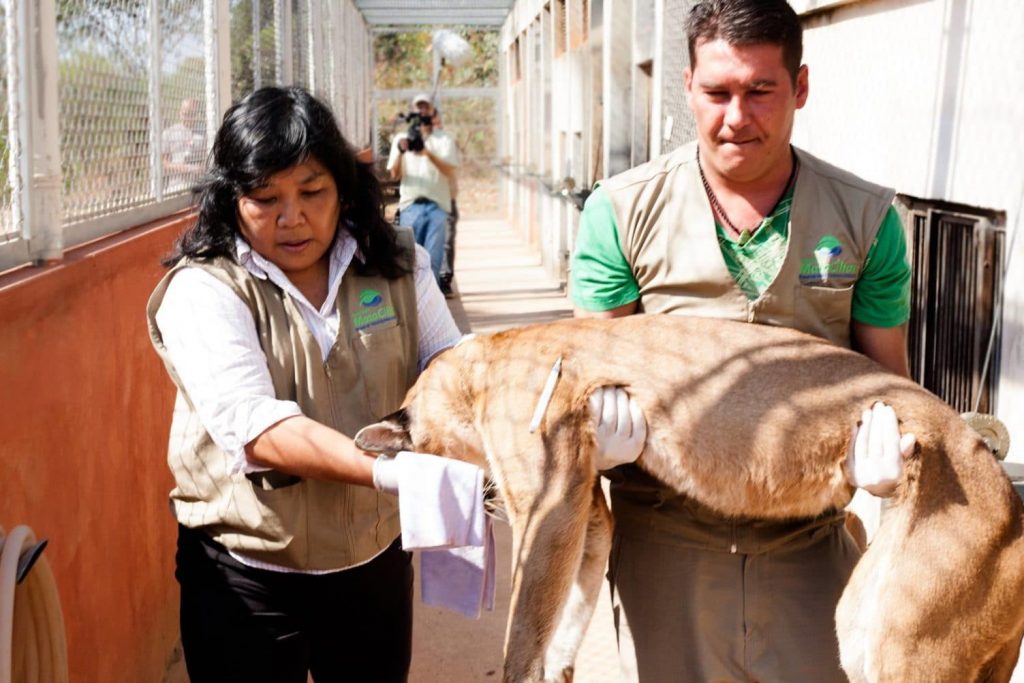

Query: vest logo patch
[800,235,858,285]
[354,288,397,330]
[359,289,383,306]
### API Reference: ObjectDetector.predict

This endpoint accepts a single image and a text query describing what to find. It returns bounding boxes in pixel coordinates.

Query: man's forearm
[573,301,638,319]
[851,321,911,378]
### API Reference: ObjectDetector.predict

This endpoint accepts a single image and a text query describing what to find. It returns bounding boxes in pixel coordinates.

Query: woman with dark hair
[145,86,462,681]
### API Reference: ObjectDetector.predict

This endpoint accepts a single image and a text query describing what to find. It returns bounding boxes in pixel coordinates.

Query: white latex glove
[590,386,647,470]
[372,450,451,495]
[845,401,916,497]
[372,454,402,495]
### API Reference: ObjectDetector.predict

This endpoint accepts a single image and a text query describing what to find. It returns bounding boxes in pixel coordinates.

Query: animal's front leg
[542,483,614,683]
[502,479,592,683]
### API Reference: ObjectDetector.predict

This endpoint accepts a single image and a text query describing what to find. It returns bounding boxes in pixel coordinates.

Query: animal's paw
[845,402,916,497]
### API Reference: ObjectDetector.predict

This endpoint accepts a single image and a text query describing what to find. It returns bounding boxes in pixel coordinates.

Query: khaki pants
[608,525,861,683]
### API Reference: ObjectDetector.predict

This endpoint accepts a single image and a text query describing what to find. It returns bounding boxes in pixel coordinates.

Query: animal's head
[354,338,488,466]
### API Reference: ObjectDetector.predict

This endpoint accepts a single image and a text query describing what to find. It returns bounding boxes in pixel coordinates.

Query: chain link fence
[1,0,375,272]
[0,1,13,242]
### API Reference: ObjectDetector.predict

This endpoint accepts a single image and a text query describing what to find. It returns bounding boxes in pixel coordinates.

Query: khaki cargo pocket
[793,284,855,328]
[355,321,409,419]
[241,474,307,542]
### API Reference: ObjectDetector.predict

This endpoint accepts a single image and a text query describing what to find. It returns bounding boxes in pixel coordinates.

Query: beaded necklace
[697,148,799,247]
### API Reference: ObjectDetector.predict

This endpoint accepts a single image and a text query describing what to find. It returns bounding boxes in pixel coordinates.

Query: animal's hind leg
[976,635,1023,683]
[542,483,614,682]
[502,474,593,683]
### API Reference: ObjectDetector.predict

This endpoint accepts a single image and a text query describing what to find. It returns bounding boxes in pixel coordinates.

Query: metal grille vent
[907,204,1005,413]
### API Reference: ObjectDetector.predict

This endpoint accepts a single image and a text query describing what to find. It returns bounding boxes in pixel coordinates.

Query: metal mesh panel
[160,0,207,197]
[661,0,697,151]
[332,3,350,135]
[0,1,15,241]
[442,95,499,216]
[325,4,339,113]
[292,0,310,90]
[58,0,153,222]
[231,0,278,100]
[313,3,330,101]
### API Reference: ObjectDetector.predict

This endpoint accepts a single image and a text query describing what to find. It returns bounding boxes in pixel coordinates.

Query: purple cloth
[395,451,496,618]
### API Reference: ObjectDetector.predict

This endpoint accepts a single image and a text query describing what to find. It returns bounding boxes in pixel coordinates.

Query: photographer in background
[387,93,459,294]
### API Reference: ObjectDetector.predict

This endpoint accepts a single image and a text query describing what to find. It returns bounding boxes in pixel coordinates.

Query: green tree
[375,31,433,90]
[374,28,498,91]
[56,0,200,75]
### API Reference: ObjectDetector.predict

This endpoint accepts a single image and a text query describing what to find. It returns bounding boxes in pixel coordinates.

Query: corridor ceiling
[355,0,514,26]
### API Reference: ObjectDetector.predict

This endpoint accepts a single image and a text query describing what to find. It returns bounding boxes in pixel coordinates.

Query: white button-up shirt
[155,232,463,573]
[155,232,462,475]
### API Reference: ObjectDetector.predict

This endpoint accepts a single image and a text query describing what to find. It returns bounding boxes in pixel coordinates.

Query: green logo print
[814,235,843,257]
[359,289,383,307]
[800,235,857,283]
[353,288,396,330]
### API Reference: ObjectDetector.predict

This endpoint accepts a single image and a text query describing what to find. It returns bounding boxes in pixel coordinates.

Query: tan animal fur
[355,315,1024,683]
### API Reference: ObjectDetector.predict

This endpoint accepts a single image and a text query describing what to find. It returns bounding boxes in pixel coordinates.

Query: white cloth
[155,233,462,477]
[386,128,459,212]
[394,451,496,619]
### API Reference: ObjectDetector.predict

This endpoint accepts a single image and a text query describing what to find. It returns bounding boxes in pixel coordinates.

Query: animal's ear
[354,409,412,454]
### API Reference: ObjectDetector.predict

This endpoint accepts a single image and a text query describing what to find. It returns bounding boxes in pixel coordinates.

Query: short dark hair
[686,0,803,84]
[165,86,410,278]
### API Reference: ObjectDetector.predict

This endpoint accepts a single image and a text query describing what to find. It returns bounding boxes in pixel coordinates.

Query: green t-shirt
[570,185,911,327]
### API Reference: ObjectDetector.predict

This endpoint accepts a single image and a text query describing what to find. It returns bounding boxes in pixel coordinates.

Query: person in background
[570,1,915,681]
[161,97,207,192]
[387,93,459,292]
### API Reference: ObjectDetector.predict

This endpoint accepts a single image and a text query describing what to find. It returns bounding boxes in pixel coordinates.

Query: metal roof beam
[358,0,511,8]
[361,12,508,25]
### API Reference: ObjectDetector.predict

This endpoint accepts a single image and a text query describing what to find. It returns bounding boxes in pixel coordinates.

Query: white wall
[792,0,1024,461]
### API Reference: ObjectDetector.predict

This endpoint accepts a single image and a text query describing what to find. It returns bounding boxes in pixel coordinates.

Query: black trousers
[176,525,414,683]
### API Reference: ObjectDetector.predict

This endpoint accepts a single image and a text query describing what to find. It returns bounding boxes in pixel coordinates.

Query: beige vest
[604,140,894,348]
[146,235,419,570]
[602,142,895,552]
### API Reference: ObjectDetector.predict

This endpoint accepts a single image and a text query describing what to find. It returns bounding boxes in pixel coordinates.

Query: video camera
[399,112,433,152]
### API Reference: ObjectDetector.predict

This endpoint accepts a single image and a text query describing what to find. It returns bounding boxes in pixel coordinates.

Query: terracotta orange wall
[0,213,189,681]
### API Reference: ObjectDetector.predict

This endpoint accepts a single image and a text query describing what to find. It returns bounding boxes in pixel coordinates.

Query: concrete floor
[408,215,623,682]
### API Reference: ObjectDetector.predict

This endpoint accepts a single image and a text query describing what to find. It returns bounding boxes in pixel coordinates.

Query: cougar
[355,315,1024,683]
